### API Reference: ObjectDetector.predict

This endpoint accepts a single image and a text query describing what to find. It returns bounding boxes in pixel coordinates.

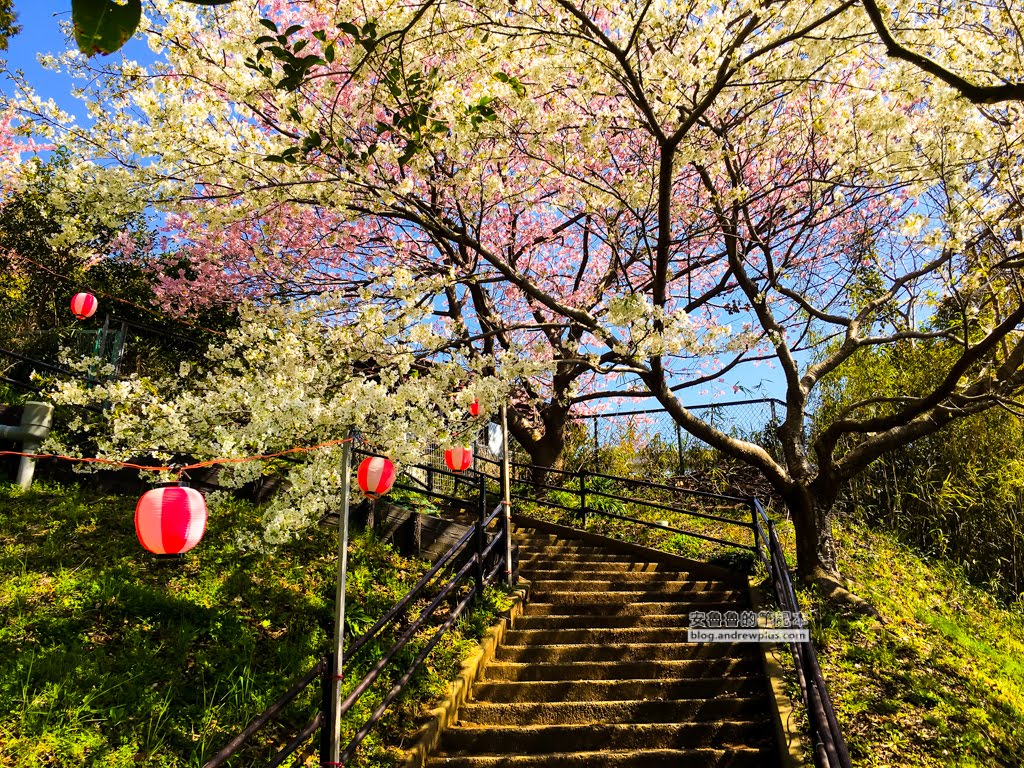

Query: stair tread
[429,747,777,768]
[422,522,779,768]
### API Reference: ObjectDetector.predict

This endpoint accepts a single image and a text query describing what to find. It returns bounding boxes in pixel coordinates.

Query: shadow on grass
[0,484,336,767]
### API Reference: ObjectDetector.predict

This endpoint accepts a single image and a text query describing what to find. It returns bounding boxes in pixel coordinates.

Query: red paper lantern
[469,399,480,417]
[70,292,98,320]
[135,485,208,555]
[444,446,473,472]
[358,456,396,497]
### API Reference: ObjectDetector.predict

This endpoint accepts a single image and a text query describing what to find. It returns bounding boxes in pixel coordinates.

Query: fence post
[675,422,685,477]
[319,653,334,765]
[578,470,587,529]
[501,404,514,587]
[475,474,486,598]
[592,416,599,471]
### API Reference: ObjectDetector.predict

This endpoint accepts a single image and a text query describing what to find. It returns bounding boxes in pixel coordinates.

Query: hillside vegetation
[0,482,501,767]
[805,519,1024,766]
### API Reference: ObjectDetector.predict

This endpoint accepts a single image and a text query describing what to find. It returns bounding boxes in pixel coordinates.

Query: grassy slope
[805,520,1024,767]
[0,482,499,767]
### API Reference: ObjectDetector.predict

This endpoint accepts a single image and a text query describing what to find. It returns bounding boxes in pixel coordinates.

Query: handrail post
[475,474,486,599]
[319,652,334,765]
[578,470,587,529]
[501,404,514,587]
[750,498,761,562]
[329,439,353,764]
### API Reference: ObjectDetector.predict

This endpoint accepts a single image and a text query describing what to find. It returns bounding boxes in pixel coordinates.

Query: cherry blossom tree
[14,0,1024,598]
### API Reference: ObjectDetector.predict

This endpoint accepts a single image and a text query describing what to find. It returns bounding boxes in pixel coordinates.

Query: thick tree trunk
[783,477,879,614]
[524,424,567,487]
[505,404,569,488]
[783,481,841,583]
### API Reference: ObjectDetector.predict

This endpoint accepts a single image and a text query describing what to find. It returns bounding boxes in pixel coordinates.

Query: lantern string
[9,252,228,336]
[0,437,355,479]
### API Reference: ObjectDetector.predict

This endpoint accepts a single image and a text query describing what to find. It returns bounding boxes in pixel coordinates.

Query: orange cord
[8,252,228,337]
[0,436,354,480]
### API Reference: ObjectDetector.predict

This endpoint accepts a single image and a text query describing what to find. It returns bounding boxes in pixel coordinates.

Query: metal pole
[501,404,514,587]
[676,422,685,477]
[593,416,599,471]
[751,499,761,562]
[329,440,353,764]
[579,470,587,529]
[475,474,486,598]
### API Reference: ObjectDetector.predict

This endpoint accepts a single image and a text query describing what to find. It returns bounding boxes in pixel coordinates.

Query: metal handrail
[751,499,852,768]
[505,459,755,552]
[482,453,749,503]
[203,460,508,768]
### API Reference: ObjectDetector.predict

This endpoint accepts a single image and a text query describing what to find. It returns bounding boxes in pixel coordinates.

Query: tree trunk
[783,478,878,613]
[524,424,567,488]
[505,404,570,488]
[785,481,841,583]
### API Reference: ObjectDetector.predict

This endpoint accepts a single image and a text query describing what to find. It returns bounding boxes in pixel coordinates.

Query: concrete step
[516,544,633,555]
[456,697,770,726]
[529,579,741,594]
[483,657,761,682]
[424,523,780,768]
[502,627,702,645]
[520,568,690,580]
[441,720,775,753]
[494,642,755,664]
[522,600,734,616]
[429,747,776,767]
[470,677,765,703]
[514,613,690,630]
[515,562,688,574]
[516,561,692,573]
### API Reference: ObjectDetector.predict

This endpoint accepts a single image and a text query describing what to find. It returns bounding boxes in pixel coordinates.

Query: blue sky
[2,2,156,119]
[0,3,788,408]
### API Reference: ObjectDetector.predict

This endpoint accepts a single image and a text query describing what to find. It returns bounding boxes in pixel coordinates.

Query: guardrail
[477,455,757,554]
[479,454,850,768]
[752,499,852,768]
[202,458,510,767]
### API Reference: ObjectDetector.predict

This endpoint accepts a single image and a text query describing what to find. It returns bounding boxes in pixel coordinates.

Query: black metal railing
[477,455,756,554]
[752,499,852,768]
[202,458,510,768]
[478,455,850,768]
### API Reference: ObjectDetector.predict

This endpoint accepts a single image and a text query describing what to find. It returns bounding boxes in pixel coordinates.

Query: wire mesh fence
[572,399,782,461]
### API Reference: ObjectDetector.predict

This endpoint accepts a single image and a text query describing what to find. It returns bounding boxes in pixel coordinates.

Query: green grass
[0,482,505,767]
[804,519,1024,767]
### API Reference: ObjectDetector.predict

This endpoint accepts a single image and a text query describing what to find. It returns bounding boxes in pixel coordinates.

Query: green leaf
[259,18,278,33]
[72,0,142,57]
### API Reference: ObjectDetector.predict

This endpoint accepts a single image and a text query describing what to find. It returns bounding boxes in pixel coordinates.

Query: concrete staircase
[426,522,780,768]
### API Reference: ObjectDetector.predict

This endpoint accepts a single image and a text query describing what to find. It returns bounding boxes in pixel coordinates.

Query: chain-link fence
[577,399,782,452]
[561,399,787,496]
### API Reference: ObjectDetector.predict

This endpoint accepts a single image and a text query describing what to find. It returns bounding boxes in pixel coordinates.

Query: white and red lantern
[444,446,473,472]
[70,292,98,320]
[135,484,208,555]
[357,456,396,497]
[469,399,480,417]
